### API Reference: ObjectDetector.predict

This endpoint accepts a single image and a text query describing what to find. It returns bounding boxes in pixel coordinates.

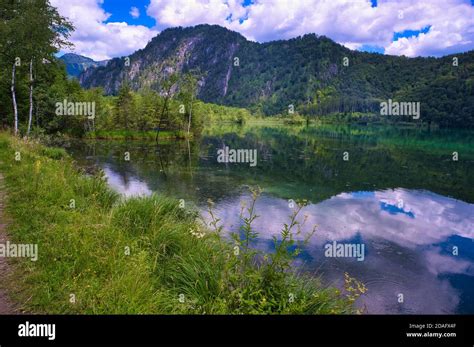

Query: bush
[0,132,362,314]
[40,147,67,160]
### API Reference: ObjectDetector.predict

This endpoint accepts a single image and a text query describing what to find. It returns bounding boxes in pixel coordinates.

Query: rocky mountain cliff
[79,24,474,121]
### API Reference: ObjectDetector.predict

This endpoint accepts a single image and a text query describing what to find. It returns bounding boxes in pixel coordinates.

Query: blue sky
[360,25,432,54]
[51,0,474,60]
[102,0,156,27]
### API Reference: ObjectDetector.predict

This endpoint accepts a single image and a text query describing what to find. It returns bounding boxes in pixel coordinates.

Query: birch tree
[179,71,200,137]
[24,0,73,136]
[0,0,22,135]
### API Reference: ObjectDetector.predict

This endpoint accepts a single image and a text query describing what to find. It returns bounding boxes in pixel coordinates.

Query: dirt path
[0,172,17,314]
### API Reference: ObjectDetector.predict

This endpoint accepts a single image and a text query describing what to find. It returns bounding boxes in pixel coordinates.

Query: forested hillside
[2,7,473,134]
[80,24,474,127]
[59,53,108,78]
[0,3,250,138]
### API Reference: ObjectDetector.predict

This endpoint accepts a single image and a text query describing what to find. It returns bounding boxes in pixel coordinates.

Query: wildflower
[189,227,205,239]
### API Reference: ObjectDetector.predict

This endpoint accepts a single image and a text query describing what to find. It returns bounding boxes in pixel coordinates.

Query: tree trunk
[124,109,128,131]
[11,62,18,136]
[187,94,193,137]
[155,96,169,142]
[27,59,34,136]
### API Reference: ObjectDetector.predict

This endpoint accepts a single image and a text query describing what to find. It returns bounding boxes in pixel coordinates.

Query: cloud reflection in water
[209,188,474,314]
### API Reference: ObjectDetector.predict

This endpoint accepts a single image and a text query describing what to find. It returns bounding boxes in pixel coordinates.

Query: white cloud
[204,188,474,313]
[385,1,474,56]
[147,0,474,57]
[51,0,158,60]
[52,0,474,59]
[130,6,140,19]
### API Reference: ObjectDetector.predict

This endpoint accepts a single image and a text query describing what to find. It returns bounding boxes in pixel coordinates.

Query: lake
[65,123,474,314]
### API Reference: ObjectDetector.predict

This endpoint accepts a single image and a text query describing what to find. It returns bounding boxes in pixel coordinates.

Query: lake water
[65,124,474,314]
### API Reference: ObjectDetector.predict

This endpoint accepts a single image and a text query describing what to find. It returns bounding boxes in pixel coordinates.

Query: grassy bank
[85,130,189,140]
[0,132,361,314]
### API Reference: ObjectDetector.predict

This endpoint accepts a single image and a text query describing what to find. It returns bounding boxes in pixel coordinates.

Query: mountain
[79,25,474,127]
[60,53,108,78]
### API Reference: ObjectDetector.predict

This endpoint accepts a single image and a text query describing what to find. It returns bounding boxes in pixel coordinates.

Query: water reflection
[103,166,152,197]
[208,188,474,314]
[66,124,474,314]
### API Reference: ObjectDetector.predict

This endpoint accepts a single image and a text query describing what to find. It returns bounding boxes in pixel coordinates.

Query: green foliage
[204,188,362,314]
[115,82,135,131]
[80,24,474,128]
[40,146,67,160]
[394,65,474,127]
[0,132,359,314]
[0,0,73,134]
[85,68,252,138]
[195,101,251,124]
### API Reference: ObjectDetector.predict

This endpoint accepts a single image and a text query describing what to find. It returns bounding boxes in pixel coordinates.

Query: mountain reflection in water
[65,124,474,313]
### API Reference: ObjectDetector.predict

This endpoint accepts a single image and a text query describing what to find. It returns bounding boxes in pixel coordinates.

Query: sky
[50,0,474,61]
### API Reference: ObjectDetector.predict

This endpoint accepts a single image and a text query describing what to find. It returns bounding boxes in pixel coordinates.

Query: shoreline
[0,132,357,314]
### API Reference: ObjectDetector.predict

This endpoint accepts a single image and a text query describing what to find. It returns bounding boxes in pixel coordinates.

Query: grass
[85,130,189,140]
[0,132,362,314]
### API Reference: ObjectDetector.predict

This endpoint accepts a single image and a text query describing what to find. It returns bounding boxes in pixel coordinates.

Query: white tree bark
[11,62,18,136]
[27,59,34,136]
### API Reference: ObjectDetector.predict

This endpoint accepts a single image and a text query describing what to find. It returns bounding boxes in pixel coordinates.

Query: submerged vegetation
[0,132,362,314]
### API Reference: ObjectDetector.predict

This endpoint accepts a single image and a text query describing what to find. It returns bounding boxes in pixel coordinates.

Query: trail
[0,172,16,314]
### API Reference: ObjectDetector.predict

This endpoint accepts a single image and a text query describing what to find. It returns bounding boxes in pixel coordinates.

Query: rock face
[60,53,108,78]
[78,24,474,118]
[80,25,247,102]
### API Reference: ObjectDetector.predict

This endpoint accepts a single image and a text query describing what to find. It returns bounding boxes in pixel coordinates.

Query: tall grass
[0,132,362,314]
